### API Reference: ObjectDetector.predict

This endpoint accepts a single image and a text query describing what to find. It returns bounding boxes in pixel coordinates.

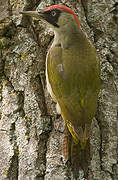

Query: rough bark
[0,0,118,180]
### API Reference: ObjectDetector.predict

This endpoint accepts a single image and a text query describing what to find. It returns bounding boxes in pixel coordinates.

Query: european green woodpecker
[21,4,100,173]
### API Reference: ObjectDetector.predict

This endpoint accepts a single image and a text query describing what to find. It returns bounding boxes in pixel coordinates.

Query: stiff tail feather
[71,138,90,178]
[62,124,91,178]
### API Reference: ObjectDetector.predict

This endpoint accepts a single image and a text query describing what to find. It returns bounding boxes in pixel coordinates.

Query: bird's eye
[51,10,56,16]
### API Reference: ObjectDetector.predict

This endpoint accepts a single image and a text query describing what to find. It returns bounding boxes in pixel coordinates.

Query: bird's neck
[53,20,81,49]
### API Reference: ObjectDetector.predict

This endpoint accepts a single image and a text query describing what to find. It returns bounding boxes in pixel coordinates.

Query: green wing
[47,40,100,143]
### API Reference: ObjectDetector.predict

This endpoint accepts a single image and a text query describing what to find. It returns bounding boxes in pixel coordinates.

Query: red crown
[45,5,80,27]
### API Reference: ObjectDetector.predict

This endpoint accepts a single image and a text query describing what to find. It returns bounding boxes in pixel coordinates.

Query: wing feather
[46,41,100,141]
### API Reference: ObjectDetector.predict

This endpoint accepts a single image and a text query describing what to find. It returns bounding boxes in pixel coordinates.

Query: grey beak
[20,10,45,19]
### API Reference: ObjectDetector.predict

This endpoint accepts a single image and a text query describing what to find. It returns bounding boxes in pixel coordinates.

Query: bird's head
[21,5,80,33]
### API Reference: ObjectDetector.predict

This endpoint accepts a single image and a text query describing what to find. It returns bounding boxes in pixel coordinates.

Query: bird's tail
[71,138,90,177]
[62,126,91,178]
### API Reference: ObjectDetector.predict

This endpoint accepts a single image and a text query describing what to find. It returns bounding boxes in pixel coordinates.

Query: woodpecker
[21,5,100,173]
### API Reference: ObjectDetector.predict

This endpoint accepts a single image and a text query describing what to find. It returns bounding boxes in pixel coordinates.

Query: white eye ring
[51,11,56,16]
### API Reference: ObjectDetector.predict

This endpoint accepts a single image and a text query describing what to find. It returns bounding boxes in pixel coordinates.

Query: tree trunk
[0,0,118,179]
